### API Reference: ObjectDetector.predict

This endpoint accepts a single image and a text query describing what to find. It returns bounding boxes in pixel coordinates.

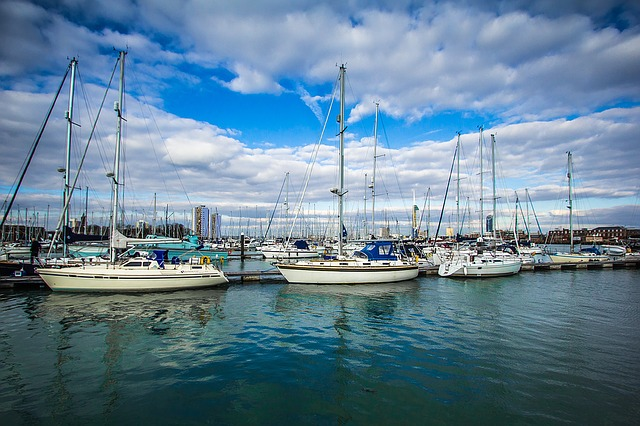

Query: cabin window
[379,245,392,255]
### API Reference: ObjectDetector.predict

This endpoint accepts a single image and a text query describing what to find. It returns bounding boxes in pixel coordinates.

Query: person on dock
[30,238,41,265]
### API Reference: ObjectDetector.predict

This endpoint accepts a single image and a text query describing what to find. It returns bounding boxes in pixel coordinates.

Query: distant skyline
[1,0,639,238]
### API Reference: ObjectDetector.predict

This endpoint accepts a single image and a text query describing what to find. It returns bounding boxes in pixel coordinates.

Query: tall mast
[62,57,77,257]
[456,132,460,237]
[84,186,88,235]
[525,188,531,241]
[337,64,346,256]
[110,50,126,262]
[491,134,497,239]
[412,189,417,239]
[152,192,157,235]
[567,151,574,253]
[479,126,484,236]
[363,173,368,237]
[427,186,431,240]
[371,101,379,237]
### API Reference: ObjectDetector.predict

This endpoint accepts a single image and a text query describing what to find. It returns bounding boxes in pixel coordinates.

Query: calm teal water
[1,266,639,425]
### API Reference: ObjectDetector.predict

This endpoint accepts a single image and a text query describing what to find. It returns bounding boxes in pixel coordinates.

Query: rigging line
[378,113,411,223]
[48,56,119,251]
[263,174,288,240]
[417,189,429,233]
[433,142,458,248]
[128,65,173,208]
[286,71,340,244]
[77,68,110,178]
[77,70,109,215]
[1,62,71,229]
[527,191,544,236]
[129,65,192,210]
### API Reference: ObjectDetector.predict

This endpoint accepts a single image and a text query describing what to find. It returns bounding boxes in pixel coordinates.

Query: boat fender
[200,256,211,265]
[228,249,232,255]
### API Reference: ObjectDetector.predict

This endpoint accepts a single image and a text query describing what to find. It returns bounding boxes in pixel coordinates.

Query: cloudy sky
[1,0,639,238]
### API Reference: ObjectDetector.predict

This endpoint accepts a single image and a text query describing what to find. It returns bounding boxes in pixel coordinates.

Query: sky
[1,0,639,239]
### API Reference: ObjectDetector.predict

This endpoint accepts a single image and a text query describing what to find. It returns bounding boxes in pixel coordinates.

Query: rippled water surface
[1,267,639,425]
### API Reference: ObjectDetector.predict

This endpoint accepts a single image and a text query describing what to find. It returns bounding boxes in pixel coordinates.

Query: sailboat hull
[276,260,419,284]
[260,248,319,259]
[38,264,228,292]
[548,253,609,263]
[438,258,522,277]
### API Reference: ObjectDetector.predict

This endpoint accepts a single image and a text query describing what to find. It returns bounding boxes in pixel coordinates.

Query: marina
[1,266,638,424]
[2,3,640,423]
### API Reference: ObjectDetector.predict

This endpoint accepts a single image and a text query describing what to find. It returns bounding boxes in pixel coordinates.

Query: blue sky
[1,0,639,238]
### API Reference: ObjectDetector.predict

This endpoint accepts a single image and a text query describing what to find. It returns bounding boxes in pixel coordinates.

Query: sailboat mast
[371,101,379,237]
[427,187,431,240]
[525,188,531,241]
[152,192,157,235]
[62,57,77,257]
[337,64,346,256]
[491,133,497,239]
[567,151,574,253]
[110,50,126,262]
[363,173,368,237]
[479,126,484,236]
[456,132,460,237]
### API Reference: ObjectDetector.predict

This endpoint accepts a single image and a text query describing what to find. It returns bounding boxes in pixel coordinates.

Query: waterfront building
[192,205,210,240]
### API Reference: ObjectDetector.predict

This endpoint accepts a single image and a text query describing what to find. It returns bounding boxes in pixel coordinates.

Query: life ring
[200,256,211,265]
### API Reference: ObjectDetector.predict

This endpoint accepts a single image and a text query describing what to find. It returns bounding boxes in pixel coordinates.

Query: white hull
[38,262,228,292]
[548,253,609,263]
[438,258,522,277]
[601,245,626,256]
[260,248,319,259]
[276,259,419,284]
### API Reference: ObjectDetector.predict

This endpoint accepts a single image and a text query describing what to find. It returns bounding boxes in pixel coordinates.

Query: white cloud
[2,0,640,233]
[216,63,284,95]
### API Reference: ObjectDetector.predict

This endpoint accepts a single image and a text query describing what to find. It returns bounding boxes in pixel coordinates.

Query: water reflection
[33,288,228,419]
[40,288,227,329]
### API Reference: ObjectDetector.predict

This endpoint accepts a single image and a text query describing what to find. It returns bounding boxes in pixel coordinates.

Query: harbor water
[1,264,639,424]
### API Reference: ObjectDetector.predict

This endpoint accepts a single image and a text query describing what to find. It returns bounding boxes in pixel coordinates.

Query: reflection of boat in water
[40,287,228,327]
[35,287,228,415]
[282,280,420,297]
[275,281,421,323]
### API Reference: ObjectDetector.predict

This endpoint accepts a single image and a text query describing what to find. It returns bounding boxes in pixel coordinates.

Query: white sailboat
[259,240,319,260]
[38,51,228,292]
[275,65,418,284]
[548,152,609,263]
[438,130,521,277]
[438,251,522,277]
